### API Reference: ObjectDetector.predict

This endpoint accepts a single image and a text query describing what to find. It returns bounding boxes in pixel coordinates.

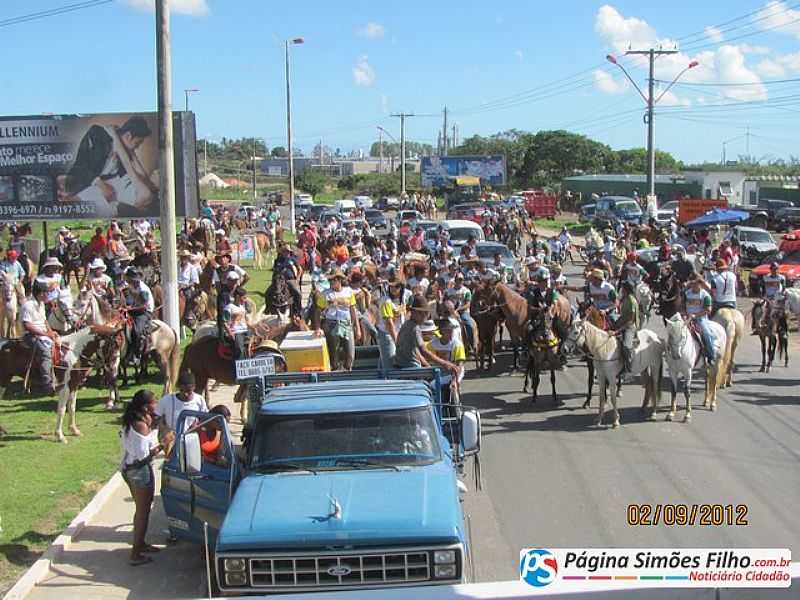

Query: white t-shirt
[21,299,47,331]
[120,427,157,469]
[155,392,208,432]
[178,262,200,286]
[708,271,737,305]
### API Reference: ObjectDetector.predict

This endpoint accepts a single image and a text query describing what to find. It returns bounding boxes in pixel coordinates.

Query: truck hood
[217,462,461,551]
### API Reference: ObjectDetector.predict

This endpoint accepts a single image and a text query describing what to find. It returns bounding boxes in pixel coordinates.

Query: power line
[658,78,800,87]
[0,0,113,28]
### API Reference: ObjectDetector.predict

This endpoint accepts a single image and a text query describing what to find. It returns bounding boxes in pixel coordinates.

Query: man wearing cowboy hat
[35,257,65,304]
[214,229,232,256]
[122,267,154,366]
[0,248,27,306]
[706,258,737,313]
[313,268,360,371]
[178,250,201,321]
[21,281,59,395]
[393,294,459,377]
[586,268,617,315]
[212,251,247,288]
[273,244,302,316]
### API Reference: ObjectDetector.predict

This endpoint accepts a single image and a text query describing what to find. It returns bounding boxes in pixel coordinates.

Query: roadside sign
[235,355,275,381]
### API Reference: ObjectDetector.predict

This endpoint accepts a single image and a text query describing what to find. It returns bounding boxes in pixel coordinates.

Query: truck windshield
[250,407,441,470]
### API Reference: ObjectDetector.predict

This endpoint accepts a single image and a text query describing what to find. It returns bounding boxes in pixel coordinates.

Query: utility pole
[285,37,304,234]
[391,112,415,195]
[442,106,448,155]
[203,138,207,175]
[746,125,751,161]
[251,138,257,202]
[156,0,180,339]
[452,124,457,150]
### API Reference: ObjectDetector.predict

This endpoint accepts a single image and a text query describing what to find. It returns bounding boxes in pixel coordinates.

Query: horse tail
[167,327,180,393]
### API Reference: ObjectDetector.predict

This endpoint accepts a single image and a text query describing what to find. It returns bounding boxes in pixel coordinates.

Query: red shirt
[299,229,317,250]
[88,234,107,255]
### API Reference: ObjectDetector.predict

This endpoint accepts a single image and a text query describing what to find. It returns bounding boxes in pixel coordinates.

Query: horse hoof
[593,417,603,427]
[105,401,115,411]
[70,427,83,437]
[765,366,771,374]
[759,366,765,373]
[666,413,674,422]
[56,434,67,444]
[711,403,717,412]
[647,412,657,422]
[612,420,620,429]
[684,414,692,423]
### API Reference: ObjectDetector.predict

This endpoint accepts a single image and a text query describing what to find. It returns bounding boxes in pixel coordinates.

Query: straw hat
[42,257,63,270]
[590,268,605,280]
[409,294,431,313]
[88,258,106,271]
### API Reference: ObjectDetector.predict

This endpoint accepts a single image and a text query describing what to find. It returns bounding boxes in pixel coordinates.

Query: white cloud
[352,56,376,86]
[704,26,723,42]
[124,0,208,15]
[655,89,691,107]
[380,94,389,114]
[515,49,524,61]
[754,1,800,39]
[593,69,627,94]
[358,22,385,39]
[778,51,800,71]
[755,58,786,77]
[738,44,770,54]
[594,6,768,103]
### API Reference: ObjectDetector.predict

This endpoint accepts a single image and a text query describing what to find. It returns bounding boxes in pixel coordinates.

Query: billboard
[420,154,506,188]
[0,112,198,220]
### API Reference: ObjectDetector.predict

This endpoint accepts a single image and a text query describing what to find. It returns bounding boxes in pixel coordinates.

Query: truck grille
[248,551,431,588]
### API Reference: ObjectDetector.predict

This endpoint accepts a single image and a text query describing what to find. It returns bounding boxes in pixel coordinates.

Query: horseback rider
[0,249,27,306]
[754,261,786,334]
[83,257,114,303]
[212,251,248,289]
[35,257,66,311]
[106,229,131,284]
[613,281,640,381]
[21,282,59,395]
[586,268,618,324]
[446,272,476,355]
[683,274,717,363]
[619,252,646,288]
[671,245,696,283]
[122,268,154,366]
[216,271,241,340]
[273,244,302,316]
[223,287,250,362]
[706,258,737,314]
[177,250,200,321]
[8,230,30,283]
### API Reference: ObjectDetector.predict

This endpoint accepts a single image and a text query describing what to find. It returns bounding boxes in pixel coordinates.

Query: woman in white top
[120,389,163,565]
[375,280,406,369]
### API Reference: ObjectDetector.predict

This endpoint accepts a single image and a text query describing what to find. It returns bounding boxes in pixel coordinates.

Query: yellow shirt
[316,286,356,321]
[427,337,466,383]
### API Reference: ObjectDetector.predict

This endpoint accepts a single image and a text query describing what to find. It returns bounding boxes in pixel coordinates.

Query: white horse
[785,288,800,324]
[564,318,663,428]
[635,282,653,325]
[0,271,19,338]
[712,307,745,388]
[48,289,79,334]
[663,314,728,421]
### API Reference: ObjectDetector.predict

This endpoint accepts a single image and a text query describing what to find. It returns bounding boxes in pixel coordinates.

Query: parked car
[593,196,643,227]
[653,209,676,227]
[774,207,800,232]
[748,229,800,295]
[441,219,485,243]
[579,203,596,222]
[501,195,525,210]
[363,208,387,229]
[759,198,793,226]
[303,204,327,223]
[319,210,341,228]
[447,203,486,224]
[725,226,778,267]
[396,209,423,226]
[294,193,313,206]
[235,203,257,220]
[475,241,520,282]
[335,198,357,217]
[378,196,400,210]
[659,200,680,213]
[353,195,373,209]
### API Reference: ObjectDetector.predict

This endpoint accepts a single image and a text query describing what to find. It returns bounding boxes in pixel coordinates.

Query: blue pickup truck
[161,369,481,595]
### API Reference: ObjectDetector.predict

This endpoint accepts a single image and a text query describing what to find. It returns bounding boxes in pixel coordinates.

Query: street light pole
[606,51,697,198]
[286,37,304,235]
[378,125,397,176]
[184,88,199,112]
[390,113,415,195]
[156,0,180,340]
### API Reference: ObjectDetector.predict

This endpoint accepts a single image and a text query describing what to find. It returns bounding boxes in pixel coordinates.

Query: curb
[2,471,125,600]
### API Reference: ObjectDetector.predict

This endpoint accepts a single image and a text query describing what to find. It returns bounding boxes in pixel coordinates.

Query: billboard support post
[156,0,181,341]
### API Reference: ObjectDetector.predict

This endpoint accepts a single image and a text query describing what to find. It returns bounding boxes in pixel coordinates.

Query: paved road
[21,221,800,598]
[462,261,800,584]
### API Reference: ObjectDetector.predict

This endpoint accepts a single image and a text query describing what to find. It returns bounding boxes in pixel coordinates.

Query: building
[260,157,315,177]
[260,157,421,177]
[562,172,800,207]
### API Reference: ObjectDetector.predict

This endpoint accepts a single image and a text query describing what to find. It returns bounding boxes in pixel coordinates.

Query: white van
[335,198,357,216]
[353,195,373,209]
[442,219,485,243]
[294,193,313,207]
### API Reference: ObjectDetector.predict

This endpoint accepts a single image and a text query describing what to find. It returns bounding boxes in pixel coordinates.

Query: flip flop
[130,555,153,566]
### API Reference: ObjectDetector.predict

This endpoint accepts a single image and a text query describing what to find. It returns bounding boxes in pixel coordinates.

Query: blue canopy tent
[685,208,750,228]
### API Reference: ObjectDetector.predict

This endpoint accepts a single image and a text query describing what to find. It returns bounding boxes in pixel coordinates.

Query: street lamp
[721,133,746,165]
[286,37,304,234]
[184,88,199,112]
[606,52,699,197]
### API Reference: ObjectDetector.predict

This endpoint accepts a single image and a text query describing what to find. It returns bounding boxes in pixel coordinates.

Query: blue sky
[2,0,799,164]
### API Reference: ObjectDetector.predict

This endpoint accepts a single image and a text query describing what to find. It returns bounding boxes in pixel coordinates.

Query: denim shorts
[122,463,153,490]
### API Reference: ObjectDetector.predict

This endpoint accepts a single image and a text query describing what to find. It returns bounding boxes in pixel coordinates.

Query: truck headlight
[433,550,456,564]
[434,564,457,578]
[225,572,247,586]
[224,558,246,571]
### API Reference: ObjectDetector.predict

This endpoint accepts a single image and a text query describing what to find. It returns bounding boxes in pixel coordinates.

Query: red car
[748,229,800,296]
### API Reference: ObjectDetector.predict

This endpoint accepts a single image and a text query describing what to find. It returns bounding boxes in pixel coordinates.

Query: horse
[62,238,86,287]
[489,283,530,372]
[190,220,215,256]
[179,316,308,400]
[253,231,272,270]
[119,318,180,393]
[751,300,787,372]
[563,318,663,427]
[656,269,682,323]
[470,286,499,371]
[522,310,561,405]
[634,281,653,325]
[47,289,80,334]
[263,272,292,321]
[179,289,208,332]
[663,313,728,421]
[0,271,19,338]
[785,288,800,326]
[712,307,745,387]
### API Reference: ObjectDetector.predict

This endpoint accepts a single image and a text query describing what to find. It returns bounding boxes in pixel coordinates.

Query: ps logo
[519,549,558,587]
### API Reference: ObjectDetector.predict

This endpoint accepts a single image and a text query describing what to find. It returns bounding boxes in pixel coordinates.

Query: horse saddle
[686,320,704,349]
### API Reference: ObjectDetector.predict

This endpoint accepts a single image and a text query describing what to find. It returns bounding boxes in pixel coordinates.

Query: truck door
[161,410,240,544]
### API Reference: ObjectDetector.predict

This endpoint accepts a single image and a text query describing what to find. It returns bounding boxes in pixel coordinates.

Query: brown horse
[489,283,529,371]
[470,286,500,371]
[179,316,308,399]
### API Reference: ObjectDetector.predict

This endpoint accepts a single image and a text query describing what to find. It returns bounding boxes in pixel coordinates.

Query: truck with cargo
[160,368,481,595]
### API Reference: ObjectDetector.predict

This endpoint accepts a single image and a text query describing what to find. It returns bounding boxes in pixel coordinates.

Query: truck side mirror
[461,409,481,456]
[181,431,202,475]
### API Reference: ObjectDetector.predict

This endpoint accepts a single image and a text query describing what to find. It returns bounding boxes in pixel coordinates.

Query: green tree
[611,147,681,173]
[271,146,288,158]
[295,169,328,197]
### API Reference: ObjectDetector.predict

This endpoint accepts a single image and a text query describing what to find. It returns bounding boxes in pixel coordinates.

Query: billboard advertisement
[0,112,198,220]
[420,154,507,188]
